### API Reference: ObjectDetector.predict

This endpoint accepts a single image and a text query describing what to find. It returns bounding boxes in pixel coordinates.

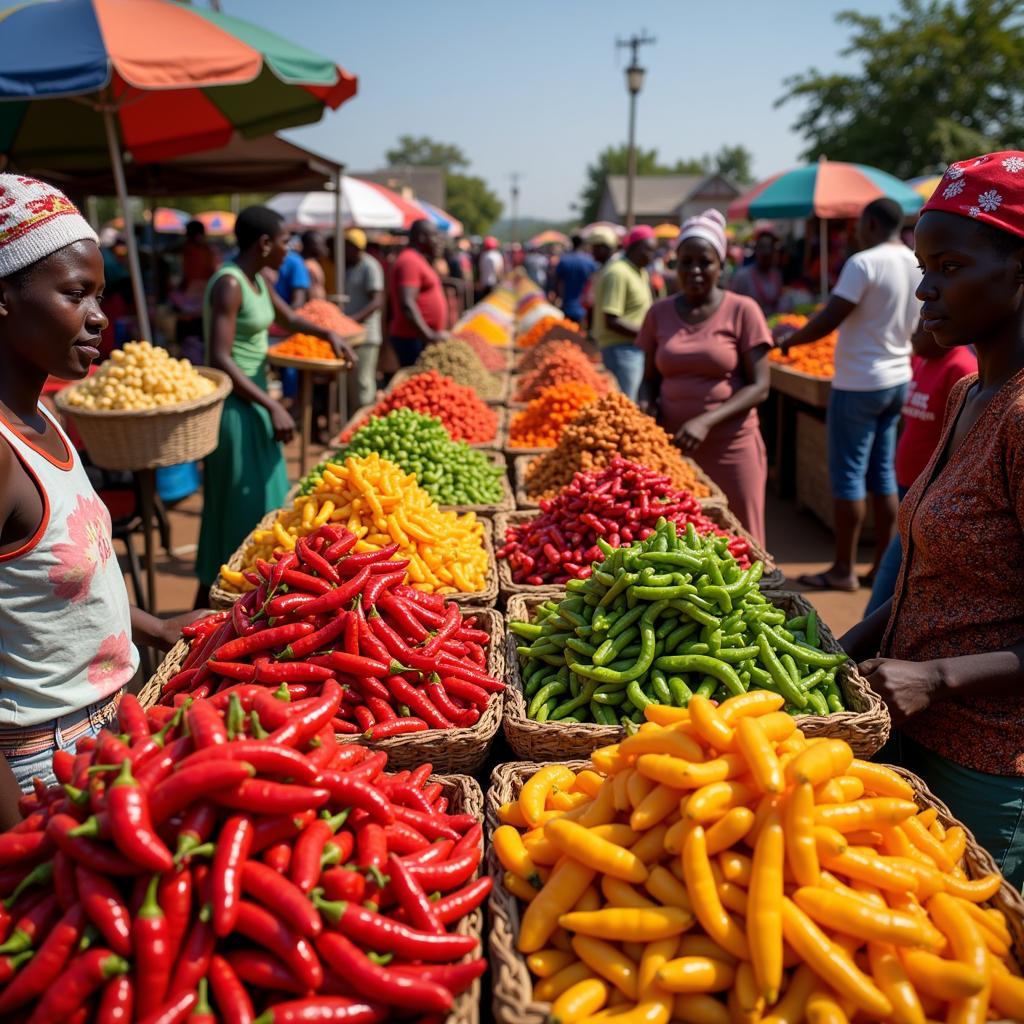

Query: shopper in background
[865,330,977,613]
[181,219,220,294]
[388,219,447,367]
[554,234,598,323]
[592,225,655,400]
[776,198,920,592]
[343,228,385,408]
[841,152,1024,883]
[197,206,355,603]
[523,245,548,289]
[637,209,773,543]
[580,226,618,327]
[729,228,783,317]
[300,230,329,302]
[269,238,311,308]
[476,235,504,300]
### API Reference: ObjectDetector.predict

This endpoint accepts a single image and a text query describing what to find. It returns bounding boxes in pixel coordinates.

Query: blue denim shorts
[827,384,907,501]
[601,344,646,403]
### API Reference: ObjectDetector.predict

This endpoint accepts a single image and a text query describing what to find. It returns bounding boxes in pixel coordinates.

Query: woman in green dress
[195,206,354,602]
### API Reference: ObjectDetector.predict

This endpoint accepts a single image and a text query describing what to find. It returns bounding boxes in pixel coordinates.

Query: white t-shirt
[831,242,921,391]
[478,250,504,288]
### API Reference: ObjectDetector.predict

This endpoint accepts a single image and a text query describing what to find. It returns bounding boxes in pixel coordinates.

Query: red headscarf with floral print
[922,152,1024,238]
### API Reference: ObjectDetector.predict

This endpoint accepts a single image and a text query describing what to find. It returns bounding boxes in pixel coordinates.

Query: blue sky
[232,0,903,220]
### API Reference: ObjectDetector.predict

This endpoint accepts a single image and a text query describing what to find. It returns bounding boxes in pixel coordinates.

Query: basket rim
[53,365,231,419]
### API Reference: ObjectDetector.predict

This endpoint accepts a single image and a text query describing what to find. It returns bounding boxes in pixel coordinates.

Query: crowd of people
[2,152,1024,882]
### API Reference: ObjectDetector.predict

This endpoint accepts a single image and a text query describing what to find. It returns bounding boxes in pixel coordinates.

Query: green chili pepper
[755,632,808,708]
[528,681,568,719]
[667,675,693,706]
[760,624,847,669]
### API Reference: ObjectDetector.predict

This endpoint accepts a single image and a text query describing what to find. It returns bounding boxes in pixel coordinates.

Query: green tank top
[203,264,275,379]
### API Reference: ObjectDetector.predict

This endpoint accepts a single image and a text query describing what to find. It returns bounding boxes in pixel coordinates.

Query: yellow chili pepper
[926,892,989,1024]
[681,826,749,960]
[534,961,595,1002]
[814,798,919,832]
[520,765,575,827]
[656,955,735,993]
[783,782,820,887]
[866,941,926,1024]
[629,784,678,832]
[988,958,1024,1021]
[518,859,596,954]
[804,987,848,1024]
[600,877,655,910]
[687,695,736,751]
[786,738,854,786]
[526,948,576,979]
[635,752,745,790]
[493,825,543,888]
[549,977,609,1024]
[899,947,985,1000]
[747,804,783,1004]
[672,993,730,1024]
[685,780,756,824]
[619,728,704,762]
[637,936,678,1001]
[558,906,692,943]
[735,716,783,794]
[570,934,639,999]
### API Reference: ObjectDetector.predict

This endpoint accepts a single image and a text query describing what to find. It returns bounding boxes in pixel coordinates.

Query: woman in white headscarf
[637,210,774,542]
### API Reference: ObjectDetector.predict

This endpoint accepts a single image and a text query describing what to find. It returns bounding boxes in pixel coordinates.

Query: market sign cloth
[728,161,924,220]
[0,0,358,166]
[269,179,429,231]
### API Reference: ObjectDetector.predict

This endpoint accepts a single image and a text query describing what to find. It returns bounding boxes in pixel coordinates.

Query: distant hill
[490,216,578,242]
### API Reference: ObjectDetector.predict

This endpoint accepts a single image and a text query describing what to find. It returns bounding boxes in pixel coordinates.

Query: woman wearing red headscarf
[842,152,1024,884]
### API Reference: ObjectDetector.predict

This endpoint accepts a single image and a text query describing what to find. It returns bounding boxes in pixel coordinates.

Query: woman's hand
[675,414,713,452]
[327,331,357,369]
[858,657,944,726]
[153,611,211,652]
[269,401,296,444]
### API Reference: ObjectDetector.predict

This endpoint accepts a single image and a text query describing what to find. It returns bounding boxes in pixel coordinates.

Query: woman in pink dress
[637,210,773,543]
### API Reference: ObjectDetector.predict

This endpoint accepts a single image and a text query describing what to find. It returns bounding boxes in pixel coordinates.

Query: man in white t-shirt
[777,198,922,592]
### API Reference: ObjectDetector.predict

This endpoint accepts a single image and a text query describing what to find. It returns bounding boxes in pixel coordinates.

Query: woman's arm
[839,598,892,663]
[636,308,661,414]
[130,608,210,653]
[269,288,355,367]
[777,295,855,352]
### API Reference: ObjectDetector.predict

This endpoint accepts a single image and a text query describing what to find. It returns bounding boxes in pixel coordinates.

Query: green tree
[385,135,469,173]
[445,173,504,235]
[706,145,754,186]
[778,0,1024,177]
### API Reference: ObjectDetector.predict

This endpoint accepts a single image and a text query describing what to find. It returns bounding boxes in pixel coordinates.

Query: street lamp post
[510,172,521,244]
[617,33,655,230]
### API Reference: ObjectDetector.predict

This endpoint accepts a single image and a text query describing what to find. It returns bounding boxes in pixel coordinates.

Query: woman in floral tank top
[841,151,1024,885]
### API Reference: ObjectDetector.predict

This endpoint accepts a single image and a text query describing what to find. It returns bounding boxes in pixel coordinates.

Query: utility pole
[510,172,522,244]
[616,32,656,230]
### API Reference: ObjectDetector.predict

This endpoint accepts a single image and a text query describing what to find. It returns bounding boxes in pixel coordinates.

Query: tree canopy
[384,135,503,235]
[578,144,754,223]
[778,0,1024,177]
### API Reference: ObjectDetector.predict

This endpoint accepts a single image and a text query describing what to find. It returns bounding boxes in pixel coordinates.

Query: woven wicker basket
[339,404,508,451]
[137,638,188,709]
[485,760,1023,1024]
[387,365,510,407]
[211,509,499,610]
[512,453,726,511]
[354,607,505,773]
[53,367,231,471]
[440,450,516,517]
[700,503,785,589]
[504,590,889,760]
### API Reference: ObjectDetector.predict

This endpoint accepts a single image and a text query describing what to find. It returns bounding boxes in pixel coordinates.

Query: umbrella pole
[819,217,828,300]
[102,107,153,343]
[334,167,345,298]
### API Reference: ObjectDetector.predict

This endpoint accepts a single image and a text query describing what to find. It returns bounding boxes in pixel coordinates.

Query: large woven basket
[503,590,888,760]
[388,365,510,406]
[54,366,231,471]
[137,638,188,708]
[354,607,505,773]
[512,453,726,511]
[484,760,1023,1024]
[440,450,516,517]
[493,507,782,600]
[211,510,499,610]
[339,404,508,451]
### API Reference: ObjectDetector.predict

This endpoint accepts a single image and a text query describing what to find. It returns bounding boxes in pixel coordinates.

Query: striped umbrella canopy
[419,199,463,238]
[528,229,570,248]
[196,210,236,237]
[268,178,427,231]
[581,220,626,239]
[727,161,923,221]
[907,175,943,202]
[0,0,357,338]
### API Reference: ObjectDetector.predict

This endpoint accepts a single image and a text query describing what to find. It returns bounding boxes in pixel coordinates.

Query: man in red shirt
[389,219,447,366]
[865,329,976,613]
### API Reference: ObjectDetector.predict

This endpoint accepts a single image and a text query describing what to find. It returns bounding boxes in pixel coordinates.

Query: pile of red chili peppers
[497,457,752,585]
[0,688,488,1023]
[163,524,503,737]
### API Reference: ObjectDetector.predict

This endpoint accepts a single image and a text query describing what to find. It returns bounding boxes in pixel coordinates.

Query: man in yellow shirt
[592,225,656,400]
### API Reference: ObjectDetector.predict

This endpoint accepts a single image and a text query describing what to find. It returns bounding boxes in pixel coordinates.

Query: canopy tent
[727,160,923,296]
[0,0,357,339]
[268,178,428,231]
[418,199,463,238]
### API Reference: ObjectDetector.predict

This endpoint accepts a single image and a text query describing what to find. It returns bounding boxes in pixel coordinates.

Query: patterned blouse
[882,370,1024,775]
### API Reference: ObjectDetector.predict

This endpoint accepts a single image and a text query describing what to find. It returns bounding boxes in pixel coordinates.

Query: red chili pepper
[0,893,60,954]
[425,681,479,726]
[211,815,253,937]
[234,900,323,990]
[382,821,429,856]
[249,811,315,854]
[133,874,171,1018]
[265,591,317,618]
[319,868,366,903]
[180,740,318,784]
[386,853,443,934]
[206,660,256,681]
[430,875,492,925]
[52,749,74,785]
[340,543,399,572]
[208,954,254,1024]
[408,846,480,893]
[136,989,198,1024]
[0,830,51,868]
[148,760,254,825]
[365,696,397,723]
[74,864,132,956]
[354,606,390,663]
[158,868,191,966]
[174,802,218,862]
[307,727,338,771]
[291,569,369,622]
[263,842,292,873]
[251,997,387,1023]
[213,622,315,663]
[315,931,451,1013]
[392,958,487,996]
[167,917,214,1000]
[105,760,174,872]
[226,949,307,995]
[401,839,453,868]
[187,978,215,1024]
[390,805,459,842]
[296,536,341,584]
[451,822,483,860]
[96,975,134,1024]
[364,718,428,740]
[241,859,322,937]
[285,611,351,661]
[51,852,77,911]
[376,593,429,643]
[319,774,394,825]
[212,779,330,815]
[136,737,194,793]
[255,661,334,685]
[278,568,332,595]
[341,750,387,784]
[26,948,128,1024]
[0,903,86,1012]
[438,676,491,708]
[383,676,452,729]
[290,811,347,894]
[361,569,405,609]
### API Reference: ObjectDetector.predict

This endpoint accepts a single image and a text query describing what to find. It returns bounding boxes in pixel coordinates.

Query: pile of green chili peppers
[510,519,849,727]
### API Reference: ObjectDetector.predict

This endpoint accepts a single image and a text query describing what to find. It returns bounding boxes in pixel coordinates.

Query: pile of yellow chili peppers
[495,691,1023,1024]
[219,453,489,595]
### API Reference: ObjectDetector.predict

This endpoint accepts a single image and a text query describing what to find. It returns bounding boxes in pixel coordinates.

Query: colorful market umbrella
[0,0,357,338]
[727,160,923,295]
[419,199,463,238]
[268,178,427,231]
[581,221,626,239]
[653,222,679,242]
[196,210,236,237]
[528,229,570,248]
[907,175,943,202]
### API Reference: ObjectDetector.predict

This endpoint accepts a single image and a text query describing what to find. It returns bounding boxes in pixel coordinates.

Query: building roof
[603,173,739,218]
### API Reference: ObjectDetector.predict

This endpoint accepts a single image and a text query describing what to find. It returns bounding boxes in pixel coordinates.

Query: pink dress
[636,292,773,543]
